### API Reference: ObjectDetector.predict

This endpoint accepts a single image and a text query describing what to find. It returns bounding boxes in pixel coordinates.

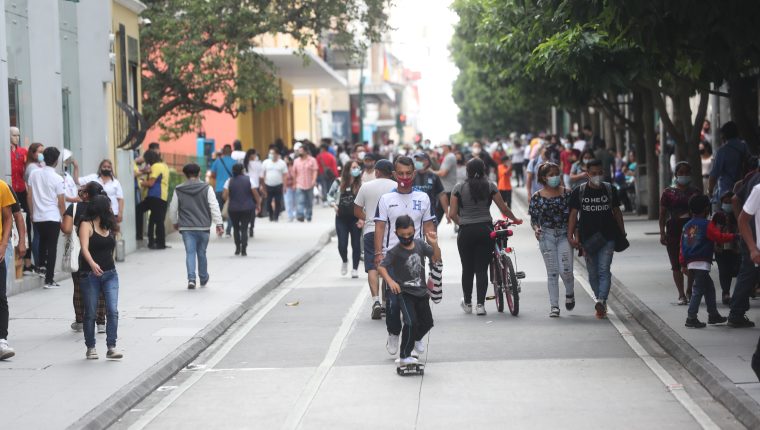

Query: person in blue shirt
[709,121,749,204]
[210,144,236,236]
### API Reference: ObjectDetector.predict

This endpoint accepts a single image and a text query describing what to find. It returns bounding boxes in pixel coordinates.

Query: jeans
[318,174,332,201]
[266,185,283,221]
[284,188,297,220]
[229,210,252,249]
[584,239,615,301]
[715,252,740,296]
[457,222,492,305]
[144,197,167,247]
[0,260,8,339]
[688,269,719,319]
[730,244,759,320]
[335,216,361,269]
[34,221,60,283]
[538,227,575,307]
[81,269,119,348]
[398,293,433,359]
[296,188,314,221]
[181,230,210,282]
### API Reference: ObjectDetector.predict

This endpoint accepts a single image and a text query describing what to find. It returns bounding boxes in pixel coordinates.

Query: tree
[140,0,391,140]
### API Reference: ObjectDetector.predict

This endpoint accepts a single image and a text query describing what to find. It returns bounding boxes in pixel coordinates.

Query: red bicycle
[489,220,525,316]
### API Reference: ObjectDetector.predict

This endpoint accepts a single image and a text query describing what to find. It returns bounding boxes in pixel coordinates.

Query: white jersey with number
[374,189,434,253]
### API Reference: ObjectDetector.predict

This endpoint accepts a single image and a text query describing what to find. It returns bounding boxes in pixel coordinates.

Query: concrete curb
[513,189,760,429]
[67,229,335,430]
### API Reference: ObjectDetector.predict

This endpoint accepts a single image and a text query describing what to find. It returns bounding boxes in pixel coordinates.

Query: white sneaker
[44,281,61,289]
[460,298,472,314]
[414,340,425,354]
[97,324,106,334]
[351,269,358,278]
[0,339,15,360]
[341,262,348,276]
[400,356,418,366]
[386,334,399,355]
[476,304,487,316]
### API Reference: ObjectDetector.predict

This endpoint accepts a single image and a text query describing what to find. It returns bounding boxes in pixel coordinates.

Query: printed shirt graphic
[381,239,434,297]
[374,189,434,253]
[569,183,620,242]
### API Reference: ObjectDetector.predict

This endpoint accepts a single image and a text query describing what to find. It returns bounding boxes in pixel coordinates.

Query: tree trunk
[642,89,659,219]
[728,76,760,153]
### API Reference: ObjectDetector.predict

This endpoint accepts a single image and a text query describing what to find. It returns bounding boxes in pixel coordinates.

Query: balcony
[252,48,347,89]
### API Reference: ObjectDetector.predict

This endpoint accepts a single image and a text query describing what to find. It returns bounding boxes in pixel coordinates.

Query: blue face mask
[414,161,425,170]
[546,176,561,188]
[37,153,44,163]
[676,176,691,186]
[350,168,362,177]
[722,203,733,213]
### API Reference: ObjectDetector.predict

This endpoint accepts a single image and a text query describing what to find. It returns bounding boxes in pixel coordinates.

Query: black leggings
[457,222,493,305]
[144,197,167,247]
[266,185,283,221]
[229,210,252,248]
[35,221,60,283]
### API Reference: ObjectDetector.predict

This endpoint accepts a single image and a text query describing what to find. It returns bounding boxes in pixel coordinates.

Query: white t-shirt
[262,158,288,187]
[573,139,587,152]
[374,189,434,253]
[79,174,124,216]
[354,178,396,235]
[742,184,760,249]
[28,166,64,222]
[245,160,263,188]
[361,169,376,183]
[231,150,246,162]
[63,173,78,209]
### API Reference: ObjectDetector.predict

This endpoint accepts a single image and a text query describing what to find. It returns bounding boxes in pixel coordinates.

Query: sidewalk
[514,186,760,428]
[1,206,336,429]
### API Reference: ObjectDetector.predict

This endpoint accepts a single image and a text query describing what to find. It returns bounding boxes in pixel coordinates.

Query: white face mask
[589,175,603,186]
[357,152,366,160]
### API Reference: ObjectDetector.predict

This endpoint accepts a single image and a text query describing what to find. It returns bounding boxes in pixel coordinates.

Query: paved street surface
[113,199,745,430]
[0,210,334,429]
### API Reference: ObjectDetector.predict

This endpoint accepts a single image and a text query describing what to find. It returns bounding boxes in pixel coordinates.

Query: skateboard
[396,359,425,376]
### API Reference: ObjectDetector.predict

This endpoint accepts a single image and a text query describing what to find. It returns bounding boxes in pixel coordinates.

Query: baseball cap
[363,152,376,160]
[375,159,393,174]
[413,152,430,161]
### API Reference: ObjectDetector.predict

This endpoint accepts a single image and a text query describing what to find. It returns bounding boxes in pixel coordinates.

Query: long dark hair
[340,161,361,193]
[243,149,257,171]
[232,163,245,177]
[85,195,116,231]
[27,143,43,164]
[465,158,489,203]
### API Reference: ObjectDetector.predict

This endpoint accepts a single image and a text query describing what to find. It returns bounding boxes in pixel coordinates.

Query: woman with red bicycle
[449,158,522,316]
[528,162,575,318]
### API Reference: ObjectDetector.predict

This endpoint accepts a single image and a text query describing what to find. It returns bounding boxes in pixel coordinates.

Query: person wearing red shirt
[316,143,339,205]
[9,127,26,194]
[559,144,575,188]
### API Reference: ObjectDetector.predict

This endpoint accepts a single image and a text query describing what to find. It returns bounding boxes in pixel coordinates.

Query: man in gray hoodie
[169,163,224,289]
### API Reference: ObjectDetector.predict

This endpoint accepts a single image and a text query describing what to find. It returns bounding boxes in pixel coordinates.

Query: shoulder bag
[62,203,80,273]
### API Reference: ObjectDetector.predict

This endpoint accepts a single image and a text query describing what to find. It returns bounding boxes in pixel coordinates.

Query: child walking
[378,215,442,369]
[713,191,741,304]
[679,195,736,328]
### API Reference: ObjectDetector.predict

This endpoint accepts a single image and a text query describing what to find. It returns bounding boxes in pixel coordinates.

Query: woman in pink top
[293,145,319,222]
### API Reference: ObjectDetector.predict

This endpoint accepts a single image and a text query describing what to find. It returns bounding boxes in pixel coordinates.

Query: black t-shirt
[413,171,444,212]
[64,202,89,229]
[381,239,434,297]
[569,183,621,241]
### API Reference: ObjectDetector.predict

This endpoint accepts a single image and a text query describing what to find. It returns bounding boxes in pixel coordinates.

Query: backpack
[337,183,357,218]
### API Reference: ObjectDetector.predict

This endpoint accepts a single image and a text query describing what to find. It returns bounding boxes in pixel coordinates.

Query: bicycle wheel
[502,255,519,316]
[493,261,504,313]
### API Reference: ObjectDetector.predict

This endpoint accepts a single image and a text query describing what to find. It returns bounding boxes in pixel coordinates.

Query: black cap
[413,152,430,161]
[363,152,376,160]
[375,159,393,174]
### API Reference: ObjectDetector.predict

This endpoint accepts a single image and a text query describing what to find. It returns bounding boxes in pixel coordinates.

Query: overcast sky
[388,0,461,143]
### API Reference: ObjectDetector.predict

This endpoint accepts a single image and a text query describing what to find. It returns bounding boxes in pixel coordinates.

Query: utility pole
[358,51,366,144]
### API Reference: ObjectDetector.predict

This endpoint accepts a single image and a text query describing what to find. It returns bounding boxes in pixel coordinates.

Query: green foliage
[141,0,391,140]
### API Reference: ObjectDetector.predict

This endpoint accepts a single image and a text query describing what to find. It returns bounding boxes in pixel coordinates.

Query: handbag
[614,228,630,252]
[221,199,229,219]
[62,203,80,273]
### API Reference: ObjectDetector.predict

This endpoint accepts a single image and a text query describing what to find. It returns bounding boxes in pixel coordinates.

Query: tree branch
[593,96,638,130]
[651,88,684,144]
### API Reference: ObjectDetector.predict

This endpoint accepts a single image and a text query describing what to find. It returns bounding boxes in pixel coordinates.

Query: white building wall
[0,0,11,180]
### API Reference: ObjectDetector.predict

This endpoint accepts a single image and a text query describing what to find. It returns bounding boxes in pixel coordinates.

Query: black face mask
[398,235,414,246]
[101,169,113,177]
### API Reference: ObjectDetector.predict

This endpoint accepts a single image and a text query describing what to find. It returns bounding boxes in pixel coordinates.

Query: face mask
[397,177,413,189]
[676,176,691,185]
[589,175,603,186]
[547,176,561,187]
[721,203,733,213]
[414,161,425,170]
[358,152,366,160]
[397,235,414,246]
[583,159,591,165]
[565,144,572,150]
[268,154,275,161]
[472,148,482,155]
[101,169,113,177]
[350,168,361,177]
[37,153,44,163]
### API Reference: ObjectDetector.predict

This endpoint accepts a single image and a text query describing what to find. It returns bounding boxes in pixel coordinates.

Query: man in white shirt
[354,160,396,319]
[27,147,65,288]
[262,148,288,222]
[230,140,246,162]
[374,157,436,355]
